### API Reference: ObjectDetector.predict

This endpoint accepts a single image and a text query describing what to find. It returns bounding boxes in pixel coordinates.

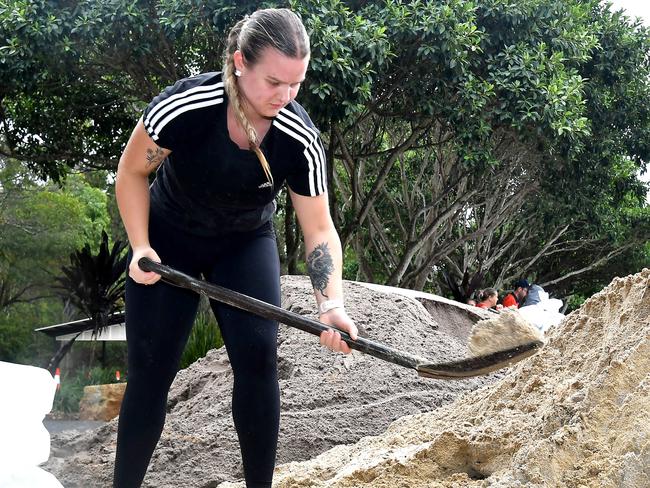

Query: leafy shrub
[179,308,223,370]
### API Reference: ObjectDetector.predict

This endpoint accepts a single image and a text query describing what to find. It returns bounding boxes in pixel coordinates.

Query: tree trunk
[45,334,80,375]
[284,194,301,274]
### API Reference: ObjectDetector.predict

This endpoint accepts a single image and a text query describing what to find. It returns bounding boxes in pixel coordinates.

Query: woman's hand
[318,308,358,354]
[129,247,162,285]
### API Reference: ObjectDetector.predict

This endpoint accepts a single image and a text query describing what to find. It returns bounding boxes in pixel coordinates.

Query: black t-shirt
[142,72,327,236]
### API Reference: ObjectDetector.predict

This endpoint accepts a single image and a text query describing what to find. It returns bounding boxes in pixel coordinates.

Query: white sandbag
[0,362,63,488]
[517,301,565,333]
[0,421,51,467]
[542,298,563,313]
[0,362,56,418]
[0,466,64,488]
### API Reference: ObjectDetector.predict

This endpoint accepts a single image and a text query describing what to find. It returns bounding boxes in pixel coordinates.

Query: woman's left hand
[319,308,358,354]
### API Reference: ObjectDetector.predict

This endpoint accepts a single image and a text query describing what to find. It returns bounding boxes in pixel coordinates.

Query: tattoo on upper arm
[145,146,166,169]
[307,242,334,298]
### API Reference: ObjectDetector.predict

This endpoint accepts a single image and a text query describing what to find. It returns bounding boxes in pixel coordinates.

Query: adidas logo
[258,182,273,189]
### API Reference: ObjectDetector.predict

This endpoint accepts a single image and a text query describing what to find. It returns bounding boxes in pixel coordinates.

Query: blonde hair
[223,8,310,185]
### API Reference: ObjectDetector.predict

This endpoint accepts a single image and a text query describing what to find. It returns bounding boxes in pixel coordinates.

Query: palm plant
[46,231,128,372]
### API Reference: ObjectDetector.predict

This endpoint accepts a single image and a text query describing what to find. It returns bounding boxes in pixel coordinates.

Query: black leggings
[114,213,281,488]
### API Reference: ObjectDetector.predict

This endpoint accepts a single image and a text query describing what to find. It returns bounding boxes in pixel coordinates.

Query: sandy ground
[222,268,650,488]
[44,269,649,487]
[44,276,495,487]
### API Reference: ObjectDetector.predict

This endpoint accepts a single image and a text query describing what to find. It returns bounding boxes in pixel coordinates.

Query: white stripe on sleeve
[146,97,223,141]
[274,110,326,195]
[145,82,223,126]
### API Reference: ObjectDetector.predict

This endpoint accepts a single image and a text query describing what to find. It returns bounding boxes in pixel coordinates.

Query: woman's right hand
[129,246,162,285]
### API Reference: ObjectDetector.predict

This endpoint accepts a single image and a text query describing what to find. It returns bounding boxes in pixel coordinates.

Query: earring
[235,69,241,77]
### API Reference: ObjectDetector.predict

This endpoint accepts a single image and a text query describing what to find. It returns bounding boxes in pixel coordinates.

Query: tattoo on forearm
[307,242,334,298]
[145,147,165,169]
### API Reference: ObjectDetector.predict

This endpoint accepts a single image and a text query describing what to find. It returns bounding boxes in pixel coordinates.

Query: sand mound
[44,276,494,487]
[250,269,650,488]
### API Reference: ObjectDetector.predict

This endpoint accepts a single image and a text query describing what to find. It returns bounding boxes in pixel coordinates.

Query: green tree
[0,157,112,362]
[1,0,648,306]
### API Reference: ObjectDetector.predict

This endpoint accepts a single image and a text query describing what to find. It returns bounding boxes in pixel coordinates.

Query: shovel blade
[416,340,543,379]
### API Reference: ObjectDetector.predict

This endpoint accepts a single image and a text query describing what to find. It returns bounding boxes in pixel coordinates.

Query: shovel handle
[138,257,422,370]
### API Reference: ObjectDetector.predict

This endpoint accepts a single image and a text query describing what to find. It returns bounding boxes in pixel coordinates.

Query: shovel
[139,258,542,380]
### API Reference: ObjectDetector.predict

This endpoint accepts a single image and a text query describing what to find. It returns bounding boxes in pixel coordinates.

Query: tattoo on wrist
[307,242,334,298]
[145,147,165,169]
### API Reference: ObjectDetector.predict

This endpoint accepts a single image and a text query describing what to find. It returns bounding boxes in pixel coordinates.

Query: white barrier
[0,362,64,488]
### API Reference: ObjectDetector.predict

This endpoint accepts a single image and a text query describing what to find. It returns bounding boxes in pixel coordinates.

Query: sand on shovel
[467,308,544,357]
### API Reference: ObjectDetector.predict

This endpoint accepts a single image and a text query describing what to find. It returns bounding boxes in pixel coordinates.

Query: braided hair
[223,8,310,185]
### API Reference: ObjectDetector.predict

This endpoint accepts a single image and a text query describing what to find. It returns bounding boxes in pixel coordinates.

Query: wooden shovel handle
[138,258,422,370]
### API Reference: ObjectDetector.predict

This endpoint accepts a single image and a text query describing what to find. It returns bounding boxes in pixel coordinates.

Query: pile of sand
[235,268,650,488]
[44,276,493,487]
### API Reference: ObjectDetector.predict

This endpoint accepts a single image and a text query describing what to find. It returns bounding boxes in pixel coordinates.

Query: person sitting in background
[466,297,477,307]
[476,288,502,310]
[522,283,544,307]
[502,279,530,308]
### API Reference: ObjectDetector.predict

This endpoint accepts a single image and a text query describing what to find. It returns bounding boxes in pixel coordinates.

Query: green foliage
[293,0,390,121]
[0,159,116,365]
[2,0,642,180]
[52,375,86,415]
[63,174,112,252]
[564,294,586,313]
[179,308,223,370]
[342,245,359,281]
[1,0,648,305]
[0,300,62,363]
[1,165,101,264]
[0,161,111,273]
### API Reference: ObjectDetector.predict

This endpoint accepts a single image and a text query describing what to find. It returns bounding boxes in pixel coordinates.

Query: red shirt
[502,293,519,308]
[476,302,490,309]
